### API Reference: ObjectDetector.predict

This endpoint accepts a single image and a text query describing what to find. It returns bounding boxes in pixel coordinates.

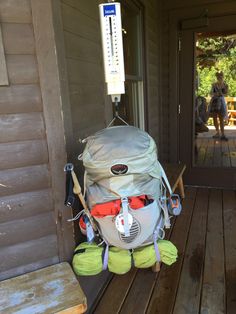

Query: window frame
[119,0,146,130]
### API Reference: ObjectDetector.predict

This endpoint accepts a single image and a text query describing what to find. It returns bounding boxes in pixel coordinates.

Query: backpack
[196,96,208,124]
[79,125,181,251]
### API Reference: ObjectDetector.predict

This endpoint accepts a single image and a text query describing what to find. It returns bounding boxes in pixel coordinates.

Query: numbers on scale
[105,15,119,72]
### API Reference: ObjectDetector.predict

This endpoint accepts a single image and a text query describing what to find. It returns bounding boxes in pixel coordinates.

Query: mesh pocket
[94,200,161,249]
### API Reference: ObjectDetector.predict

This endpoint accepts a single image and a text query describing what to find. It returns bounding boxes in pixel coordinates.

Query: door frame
[169,2,236,188]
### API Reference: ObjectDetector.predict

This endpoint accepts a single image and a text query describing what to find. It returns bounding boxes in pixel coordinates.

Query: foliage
[196,36,236,97]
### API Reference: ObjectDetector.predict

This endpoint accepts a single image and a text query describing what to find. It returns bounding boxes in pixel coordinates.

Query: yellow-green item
[133,240,178,268]
[133,245,156,268]
[108,247,132,274]
[72,240,178,276]
[72,242,103,276]
[158,239,178,265]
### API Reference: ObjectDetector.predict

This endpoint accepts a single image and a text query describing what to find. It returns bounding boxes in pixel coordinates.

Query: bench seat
[163,163,186,198]
[0,262,87,314]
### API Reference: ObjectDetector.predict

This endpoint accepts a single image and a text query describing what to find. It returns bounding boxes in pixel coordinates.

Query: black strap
[64,171,76,207]
[64,171,81,210]
[73,248,86,255]
[130,250,135,267]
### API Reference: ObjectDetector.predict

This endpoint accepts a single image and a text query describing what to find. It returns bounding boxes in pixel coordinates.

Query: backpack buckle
[64,163,74,172]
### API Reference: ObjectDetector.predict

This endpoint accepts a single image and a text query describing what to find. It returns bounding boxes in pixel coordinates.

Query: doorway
[195,32,236,168]
[179,14,236,188]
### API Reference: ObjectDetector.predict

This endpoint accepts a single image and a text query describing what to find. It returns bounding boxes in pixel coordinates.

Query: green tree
[196,36,236,97]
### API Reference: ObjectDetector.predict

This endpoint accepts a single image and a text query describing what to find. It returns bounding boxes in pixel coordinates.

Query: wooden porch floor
[92,187,236,314]
[195,127,236,167]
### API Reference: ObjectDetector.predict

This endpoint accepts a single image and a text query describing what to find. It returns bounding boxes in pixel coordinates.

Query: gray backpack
[80,126,177,250]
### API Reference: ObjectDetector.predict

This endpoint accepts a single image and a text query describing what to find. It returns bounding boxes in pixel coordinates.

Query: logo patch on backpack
[111,164,128,175]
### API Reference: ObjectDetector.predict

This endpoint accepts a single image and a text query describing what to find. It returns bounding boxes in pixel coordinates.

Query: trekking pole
[64,163,98,232]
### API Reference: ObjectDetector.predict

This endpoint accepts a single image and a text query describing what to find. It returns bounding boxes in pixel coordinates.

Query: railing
[225,96,236,110]
[204,96,236,125]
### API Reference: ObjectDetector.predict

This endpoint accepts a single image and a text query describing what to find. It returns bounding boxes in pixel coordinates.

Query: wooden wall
[0,0,74,281]
[163,0,228,10]
[59,0,107,171]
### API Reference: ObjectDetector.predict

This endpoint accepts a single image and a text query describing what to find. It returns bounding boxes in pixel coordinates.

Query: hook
[106,97,129,128]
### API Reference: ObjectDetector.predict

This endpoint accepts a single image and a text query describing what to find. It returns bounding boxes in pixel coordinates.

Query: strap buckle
[64,163,74,172]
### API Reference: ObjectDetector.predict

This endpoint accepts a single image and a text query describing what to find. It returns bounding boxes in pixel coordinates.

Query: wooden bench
[152,162,186,272]
[163,163,186,199]
[0,262,87,314]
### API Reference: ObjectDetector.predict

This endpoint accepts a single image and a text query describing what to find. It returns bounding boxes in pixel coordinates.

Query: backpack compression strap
[153,214,164,262]
[158,161,172,228]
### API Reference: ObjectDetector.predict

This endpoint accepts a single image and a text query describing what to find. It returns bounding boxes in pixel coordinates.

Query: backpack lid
[81,126,161,183]
[83,126,153,161]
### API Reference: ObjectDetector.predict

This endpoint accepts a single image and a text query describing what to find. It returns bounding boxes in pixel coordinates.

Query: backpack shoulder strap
[158,161,173,195]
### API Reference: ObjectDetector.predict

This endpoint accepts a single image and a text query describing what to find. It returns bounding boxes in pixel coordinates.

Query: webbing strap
[121,197,130,237]
[130,250,135,267]
[157,162,172,229]
[102,241,109,270]
[158,199,171,229]
[154,240,161,262]
[158,161,173,195]
[153,215,164,262]
[67,210,85,222]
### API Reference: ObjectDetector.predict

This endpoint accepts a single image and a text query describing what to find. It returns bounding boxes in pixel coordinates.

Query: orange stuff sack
[129,195,147,209]
[91,199,121,218]
[90,195,147,218]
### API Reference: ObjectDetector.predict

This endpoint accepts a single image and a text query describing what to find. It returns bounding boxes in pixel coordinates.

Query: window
[117,0,145,129]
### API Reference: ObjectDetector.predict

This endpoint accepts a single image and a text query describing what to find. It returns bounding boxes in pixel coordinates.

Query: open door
[179,14,236,188]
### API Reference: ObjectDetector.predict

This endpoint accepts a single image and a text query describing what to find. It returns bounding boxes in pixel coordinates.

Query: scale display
[99,2,125,102]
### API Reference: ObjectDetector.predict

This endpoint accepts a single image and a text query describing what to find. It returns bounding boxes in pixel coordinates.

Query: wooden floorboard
[92,187,236,314]
[223,190,236,314]
[200,189,225,314]
[119,268,159,314]
[146,187,197,314]
[222,140,231,167]
[118,220,175,314]
[94,268,138,313]
[195,136,236,167]
[172,188,209,314]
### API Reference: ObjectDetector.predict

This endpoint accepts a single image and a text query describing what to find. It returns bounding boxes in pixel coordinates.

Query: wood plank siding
[92,187,236,314]
[59,0,106,170]
[0,0,74,280]
[0,23,8,85]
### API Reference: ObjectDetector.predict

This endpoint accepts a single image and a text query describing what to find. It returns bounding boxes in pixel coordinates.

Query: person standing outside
[209,71,229,141]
